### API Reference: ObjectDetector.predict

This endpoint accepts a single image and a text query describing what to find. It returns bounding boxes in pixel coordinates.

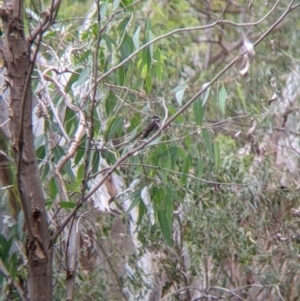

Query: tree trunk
[0,1,52,300]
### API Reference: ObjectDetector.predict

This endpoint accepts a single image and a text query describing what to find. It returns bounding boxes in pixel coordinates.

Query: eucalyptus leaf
[219,85,227,114]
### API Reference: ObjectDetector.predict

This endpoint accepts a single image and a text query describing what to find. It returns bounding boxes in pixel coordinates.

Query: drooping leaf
[65,107,77,136]
[113,0,121,10]
[193,96,205,125]
[100,2,107,18]
[154,48,164,81]
[218,85,227,114]
[197,155,203,179]
[214,142,220,174]
[181,156,190,185]
[106,116,124,139]
[74,66,90,88]
[49,177,58,199]
[117,16,131,33]
[145,72,152,93]
[171,83,188,107]
[146,30,154,58]
[202,86,211,106]
[202,129,213,161]
[66,180,82,193]
[236,82,246,109]
[105,90,117,116]
[0,234,13,261]
[74,135,86,166]
[118,64,125,85]
[125,190,142,214]
[59,201,77,209]
[133,25,141,50]
[120,32,134,62]
[158,209,172,247]
[157,146,178,160]
[137,198,147,225]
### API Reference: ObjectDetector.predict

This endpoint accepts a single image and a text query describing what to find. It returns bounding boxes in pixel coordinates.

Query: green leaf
[165,193,173,226]
[52,145,65,164]
[0,234,12,261]
[214,142,220,174]
[145,72,152,94]
[59,201,77,209]
[152,186,164,207]
[137,199,147,225]
[77,164,84,181]
[193,96,205,125]
[181,156,190,185]
[34,134,45,149]
[65,70,80,93]
[125,190,142,214]
[36,145,46,160]
[154,48,163,81]
[157,146,178,159]
[65,107,77,136]
[144,47,152,72]
[49,177,58,199]
[146,30,154,58]
[45,199,53,209]
[117,16,131,33]
[78,49,91,64]
[74,66,90,88]
[202,129,213,160]
[113,0,121,10]
[101,149,116,165]
[105,91,117,116]
[120,0,133,8]
[166,183,180,202]
[171,84,188,107]
[120,33,134,62]
[133,25,140,49]
[197,155,203,179]
[236,82,246,109]
[74,135,86,166]
[66,180,81,193]
[100,2,107,18]
[202,86,211,106]
[118,65,125,85]
[106,116,124,139]
[91,151,100,174]
[8,253,18,278]
[158,209,172,247]
[218,85,227,114]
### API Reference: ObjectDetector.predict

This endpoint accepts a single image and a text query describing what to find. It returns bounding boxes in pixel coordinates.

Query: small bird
[140,115,161,139]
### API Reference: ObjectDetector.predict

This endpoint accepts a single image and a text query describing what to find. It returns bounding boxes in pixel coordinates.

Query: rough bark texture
[0,1,52,300]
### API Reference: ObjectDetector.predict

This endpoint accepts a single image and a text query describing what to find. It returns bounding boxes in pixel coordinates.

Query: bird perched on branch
[140,115,161,139]
[115,115,161,150]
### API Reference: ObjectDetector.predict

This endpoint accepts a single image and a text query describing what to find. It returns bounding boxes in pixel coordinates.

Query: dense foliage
[1,0,300,300]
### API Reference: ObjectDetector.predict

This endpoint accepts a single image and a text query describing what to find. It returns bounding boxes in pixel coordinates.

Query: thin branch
[28,0,62,43]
